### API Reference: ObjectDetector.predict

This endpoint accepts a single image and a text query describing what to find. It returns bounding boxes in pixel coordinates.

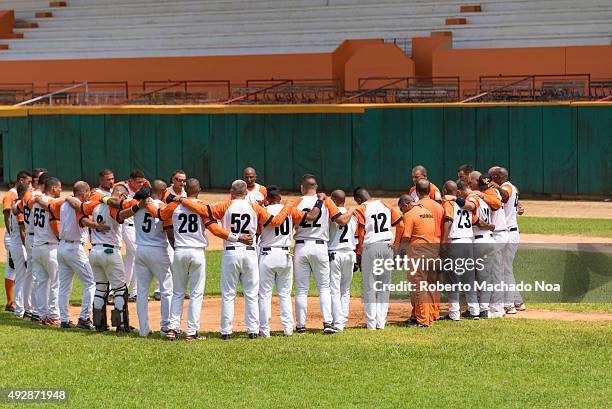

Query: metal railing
[132,80,231,104]
[227,78,340,104]
[350,76,461,103]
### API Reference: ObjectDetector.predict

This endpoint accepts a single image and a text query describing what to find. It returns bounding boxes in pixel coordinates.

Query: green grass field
[0,250,611,408]
[519,217,612,238]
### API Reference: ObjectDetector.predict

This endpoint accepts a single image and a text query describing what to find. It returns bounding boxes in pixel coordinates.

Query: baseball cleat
[505,306,518,315]
[164,329,177,341]
[127,295,137,303]
[4,304,15,313]
[479,310,489,319]
[414,323,429,328]
[76,318,94,330]
[60,321,76,329]
[515,303,526,311]
[185,332,206,341]
[296,326,306,334]
[405,316,418,326]
[284,331,293,337]
[43,317,61,327]
[30,314,41,322]
[153,292,161,301]
[221,333,231,340]
[323,323,338,334]
[248,332,258,339]
[116,325,137,334]
[440,315,460,321]
[258,331,271,338]
[461,310,480,320]
[23,311,33,320]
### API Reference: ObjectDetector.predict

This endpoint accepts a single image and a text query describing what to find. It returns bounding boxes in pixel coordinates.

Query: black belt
[61,239,83,245]
[451,238,462,241]
[37,242,57,246]
[475,233,493,239]
[28,233,34,236]
[127,223,134,227]
[226,246,255,251]
[509,227,518,232]
[261,246,289,252]
[92,243,119,249]
[295,240,324,244]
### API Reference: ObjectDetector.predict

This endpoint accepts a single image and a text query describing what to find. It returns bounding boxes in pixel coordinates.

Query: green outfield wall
[1,105,610,196]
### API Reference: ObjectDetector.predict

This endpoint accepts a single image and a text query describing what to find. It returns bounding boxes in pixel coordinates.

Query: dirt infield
[66,297,612,333]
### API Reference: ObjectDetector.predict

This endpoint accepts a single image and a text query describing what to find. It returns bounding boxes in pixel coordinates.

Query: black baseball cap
[479,173,492,190]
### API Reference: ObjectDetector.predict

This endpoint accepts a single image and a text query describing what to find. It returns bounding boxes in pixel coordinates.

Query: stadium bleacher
[0,0,610,59]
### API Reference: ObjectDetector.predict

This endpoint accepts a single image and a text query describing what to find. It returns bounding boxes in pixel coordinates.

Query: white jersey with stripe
[168,186,187,198]
[23,190,42,235]
[134,199,167,248]
[32,199,59,245]
[258,203,292,248]
[59,201,88,243]
[172,201,208,248]
[245,183,265,205]
[95,187,111,197]
[473,197,492,236]
[363,200,394,245]
[329,207,357,251]
[293,194,332,242]
[502,181,519,229]
[221,199,258,248]
[123,184,138,225]
[489,190,508,232]
[9,211,22,243]
[91,203,123,247]
[449,201,475,239]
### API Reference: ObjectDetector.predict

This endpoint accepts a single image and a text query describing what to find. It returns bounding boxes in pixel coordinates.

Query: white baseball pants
[446,238,479,319]
[10,241,28,317]
[221,247,259,335]
[4,232,15,281]
[329,249,355,330]
[504,229,523,306]
[490,230,509,316]
[258,247,293,336]
[294,241,333,327]
[31,243,60,320]
[135,245,172,336]
[361,242,393,330]
[122,224,137,297]
[57,241,95,323]
[170,247,206,336]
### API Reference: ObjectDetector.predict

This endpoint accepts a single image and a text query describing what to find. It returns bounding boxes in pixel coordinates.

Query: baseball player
[51,181,109,329]
[29,176,63,327]
[119,180,173,337]
[2,170,32,312]
[291,174,354,334]
[353,187,402,330]
[327,190,357,331]
[409,165,442,203]
[468,171,505,318]
[492,167,525,313]
[256,186,313,337]
[95,168,115,197]
[397,194,437,327]
[180,179,294,339]
[123,169,147,301]
[9,182,29,318]
[243,167,267,205]
[151,178,252,341]
[77,184,134,332]
[15,169,47,320]
[457,164,474,183]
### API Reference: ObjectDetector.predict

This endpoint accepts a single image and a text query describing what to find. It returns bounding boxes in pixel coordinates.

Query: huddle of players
[2,163,524,339]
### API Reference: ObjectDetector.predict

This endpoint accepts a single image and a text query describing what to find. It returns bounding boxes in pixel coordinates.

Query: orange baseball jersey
[353,200,402,246]
[480,187,502,211]
[409,182,442,203]
[258,204,307,249]
[418,197,445,242]
[2,188,17,212]
[401,204,437,244]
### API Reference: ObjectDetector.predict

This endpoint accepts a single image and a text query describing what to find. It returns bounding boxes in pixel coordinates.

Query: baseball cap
[478,173,493,190]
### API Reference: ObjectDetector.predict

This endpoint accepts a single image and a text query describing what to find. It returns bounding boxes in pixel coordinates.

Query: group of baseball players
[1,163,525,340]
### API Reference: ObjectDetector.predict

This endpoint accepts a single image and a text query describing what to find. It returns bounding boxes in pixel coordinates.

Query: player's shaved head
[45,177,61,198]
[353,187,371,204]
[330,190,346,206]
[185,178,201,197]
[468,171,481,191]
[411,165,428,185]
[398,194,414,213]
[301,174,317,194]
[497,167,509,182]
[151,179,167,199]
[73,181,90,196]
[443,180,458,196]
[488,166,500,176]
[230,179,248,197]
[243,167,257,187]
[415,179,431,198]
[112,184,128,198]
